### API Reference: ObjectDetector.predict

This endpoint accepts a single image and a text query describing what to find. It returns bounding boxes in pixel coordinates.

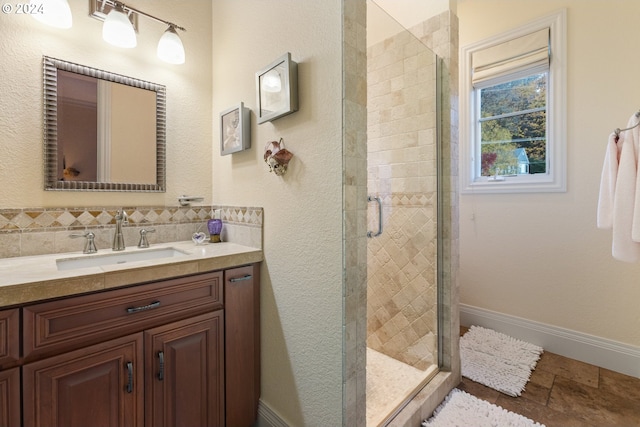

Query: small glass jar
[207,219,223,243]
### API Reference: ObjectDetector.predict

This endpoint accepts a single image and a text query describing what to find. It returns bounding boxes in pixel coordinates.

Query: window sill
[461,176,566,194]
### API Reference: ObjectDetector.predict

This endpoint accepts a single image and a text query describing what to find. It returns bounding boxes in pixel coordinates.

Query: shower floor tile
[366,348,436,426]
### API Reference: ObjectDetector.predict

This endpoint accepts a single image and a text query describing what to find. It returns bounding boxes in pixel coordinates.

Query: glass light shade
[102,4,136,48]
[157,26,185,64]
[30,0,72,29]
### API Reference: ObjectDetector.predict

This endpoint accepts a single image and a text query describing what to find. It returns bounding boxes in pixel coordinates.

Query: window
[460,10,566,193]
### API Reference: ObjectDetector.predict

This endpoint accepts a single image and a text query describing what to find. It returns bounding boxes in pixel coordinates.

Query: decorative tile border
[376,192,436,208]
[0,205,263,259]
[0,205,263,233]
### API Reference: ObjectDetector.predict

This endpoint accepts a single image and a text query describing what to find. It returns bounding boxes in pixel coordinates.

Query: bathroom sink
[56,247,189,271]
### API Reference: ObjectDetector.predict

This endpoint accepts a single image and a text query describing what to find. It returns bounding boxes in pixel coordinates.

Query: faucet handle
[70,231,98,254]
[138,228,156,248]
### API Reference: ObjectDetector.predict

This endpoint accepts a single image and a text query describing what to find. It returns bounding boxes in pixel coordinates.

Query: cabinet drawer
[24,271,223,360]
[0,309,19,368]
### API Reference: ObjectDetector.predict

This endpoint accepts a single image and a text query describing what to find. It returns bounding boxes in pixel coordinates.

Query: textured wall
[0,0,212,208]
[211,2,344,426]
[458,0,640,349]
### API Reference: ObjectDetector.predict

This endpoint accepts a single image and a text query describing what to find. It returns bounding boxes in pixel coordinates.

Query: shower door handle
[367,196,383,238]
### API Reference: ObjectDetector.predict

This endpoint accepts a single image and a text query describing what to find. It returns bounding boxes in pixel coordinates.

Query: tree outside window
[479,72,547,177]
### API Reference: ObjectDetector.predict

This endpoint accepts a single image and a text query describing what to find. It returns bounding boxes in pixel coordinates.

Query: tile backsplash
[0,205,263,258]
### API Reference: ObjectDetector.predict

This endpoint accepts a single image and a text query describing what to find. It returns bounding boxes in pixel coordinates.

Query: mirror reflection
[43,56,166,192]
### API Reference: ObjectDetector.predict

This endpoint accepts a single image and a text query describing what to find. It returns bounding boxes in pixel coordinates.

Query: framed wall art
[256,52,299,124]
[220,102,251,155]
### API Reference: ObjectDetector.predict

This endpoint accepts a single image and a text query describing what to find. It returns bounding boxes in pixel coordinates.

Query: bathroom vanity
[0,242,261,427]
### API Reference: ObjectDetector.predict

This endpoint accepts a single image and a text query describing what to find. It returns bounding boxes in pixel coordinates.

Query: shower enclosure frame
[341,1,460,425]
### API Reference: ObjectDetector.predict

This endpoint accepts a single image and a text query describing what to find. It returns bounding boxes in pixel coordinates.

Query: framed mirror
[255,52,298,124]
[43,56,166,192]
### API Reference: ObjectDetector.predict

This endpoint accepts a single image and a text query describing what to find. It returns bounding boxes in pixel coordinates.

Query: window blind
[472,28,549,85]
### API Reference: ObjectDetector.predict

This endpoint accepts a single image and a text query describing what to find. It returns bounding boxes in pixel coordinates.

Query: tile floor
[366,348,437,426]
[458,327,640,427]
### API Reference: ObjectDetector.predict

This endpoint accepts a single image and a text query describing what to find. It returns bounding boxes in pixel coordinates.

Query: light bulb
[157,26,185,64]
[102,3,136,48]
[30,0,72,29]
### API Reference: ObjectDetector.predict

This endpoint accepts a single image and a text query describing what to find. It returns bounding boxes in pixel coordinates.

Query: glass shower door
[365,1,442,425]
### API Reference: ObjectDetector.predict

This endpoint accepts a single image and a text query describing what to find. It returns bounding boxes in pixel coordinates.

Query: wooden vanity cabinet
[23,333,145,427]
[0,309,19,427]
[16,264,259,427]
[225,264,260,427]
[0,368,19,427]
[144,311,224,427]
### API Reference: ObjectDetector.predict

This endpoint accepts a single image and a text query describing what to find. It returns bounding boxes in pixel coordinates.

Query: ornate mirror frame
[43,56,166,192]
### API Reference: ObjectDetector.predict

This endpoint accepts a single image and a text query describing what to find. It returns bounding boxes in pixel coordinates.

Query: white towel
[597,132,622,229]
[632,122,640,242]
[612,114,640,262]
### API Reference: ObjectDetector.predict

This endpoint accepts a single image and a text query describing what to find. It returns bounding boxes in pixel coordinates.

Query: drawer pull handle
[229,274,252,283]
[126,362,133,393]
[157,351,164,381]
[126,300,161,314]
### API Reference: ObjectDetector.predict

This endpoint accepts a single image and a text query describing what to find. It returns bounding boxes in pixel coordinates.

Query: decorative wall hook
[264,138,293,176]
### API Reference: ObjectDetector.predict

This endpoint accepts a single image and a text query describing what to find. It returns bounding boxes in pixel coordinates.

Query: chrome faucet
[138,228,156,248]
[70,231,98,254]
[112,209,129,251]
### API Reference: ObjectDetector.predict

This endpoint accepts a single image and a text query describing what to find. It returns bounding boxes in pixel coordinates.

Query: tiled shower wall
[0,205,263,258]
[366,24,439,370]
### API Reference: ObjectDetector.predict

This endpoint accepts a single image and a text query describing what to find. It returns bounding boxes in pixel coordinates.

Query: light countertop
[0,241,263,307]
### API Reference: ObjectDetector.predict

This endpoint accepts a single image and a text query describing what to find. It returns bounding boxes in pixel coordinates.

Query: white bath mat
[461,325,543,397]
[422,388,545,427]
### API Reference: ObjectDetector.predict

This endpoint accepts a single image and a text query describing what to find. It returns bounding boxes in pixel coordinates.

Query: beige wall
[458,0,640,347]
[0,0,212,208]
[368,0,451,46]
[211,2,344,425]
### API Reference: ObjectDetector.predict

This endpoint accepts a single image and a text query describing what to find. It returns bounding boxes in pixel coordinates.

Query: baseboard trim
[460,303,640,379]
[256,399,290,427]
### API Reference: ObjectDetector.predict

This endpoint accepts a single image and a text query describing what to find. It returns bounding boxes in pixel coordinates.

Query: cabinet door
[0,368,19,427]
[23,333,144,427]
[145,311,224,427]
[225,264,261,427]
[0,309,19,370]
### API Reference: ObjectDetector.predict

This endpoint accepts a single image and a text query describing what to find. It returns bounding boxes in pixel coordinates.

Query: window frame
[460,10,567,194]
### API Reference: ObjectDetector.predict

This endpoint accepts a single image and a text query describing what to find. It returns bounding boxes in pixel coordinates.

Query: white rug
[461,325,543,397]
[422,388,545,427]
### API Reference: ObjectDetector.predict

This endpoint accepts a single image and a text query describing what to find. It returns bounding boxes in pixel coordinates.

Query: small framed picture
[220,102,250,155]
[256,52,299,124]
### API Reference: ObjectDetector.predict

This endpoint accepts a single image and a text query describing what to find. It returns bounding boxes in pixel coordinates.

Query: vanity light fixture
[157,25,185,65]
[30,0,73,29]
[102,2,136,48]
[91,0,186,64]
